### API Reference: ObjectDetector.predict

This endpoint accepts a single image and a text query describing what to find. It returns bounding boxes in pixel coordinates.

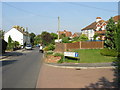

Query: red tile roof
[113,15,120,22]
[58,30,72,37]
[96,17,101,19]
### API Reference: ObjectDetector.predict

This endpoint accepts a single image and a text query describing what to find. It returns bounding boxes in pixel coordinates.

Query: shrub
[43,46,49,51]
[46,51,54,55]
[53,53,63,57]
[100,48,117,57]
[57,56,64,63]
[47,44,55,51]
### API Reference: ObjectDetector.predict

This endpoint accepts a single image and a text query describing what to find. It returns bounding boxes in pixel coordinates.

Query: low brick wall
[54,41,104,52]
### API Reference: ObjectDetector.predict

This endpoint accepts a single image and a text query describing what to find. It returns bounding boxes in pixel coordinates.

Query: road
[2,47,43,88]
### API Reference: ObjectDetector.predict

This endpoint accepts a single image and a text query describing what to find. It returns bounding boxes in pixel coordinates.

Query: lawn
[62,49,116,63]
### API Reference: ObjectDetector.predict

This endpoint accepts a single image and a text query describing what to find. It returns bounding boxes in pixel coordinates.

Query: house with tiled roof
[4,27,30,46]
[81,17,107,40]
[58,30,72,37]
[81,15,120,40]
[72,32,82,38]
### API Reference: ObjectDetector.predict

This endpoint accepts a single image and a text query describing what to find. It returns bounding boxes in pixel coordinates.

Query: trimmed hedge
[100,48,118,57]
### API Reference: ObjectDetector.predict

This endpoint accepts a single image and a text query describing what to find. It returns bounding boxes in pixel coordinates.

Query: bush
[46,51,54,55]
[100,48,118,57]
[57,56,64,63]
[43,44,55,51]
[53,53,63,57]
[47,44,55,51]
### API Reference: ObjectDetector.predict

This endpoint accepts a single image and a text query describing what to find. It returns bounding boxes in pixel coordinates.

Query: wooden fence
[54,41,104,52]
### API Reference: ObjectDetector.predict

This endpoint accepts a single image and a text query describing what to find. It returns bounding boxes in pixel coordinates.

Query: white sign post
[64,52,79,62]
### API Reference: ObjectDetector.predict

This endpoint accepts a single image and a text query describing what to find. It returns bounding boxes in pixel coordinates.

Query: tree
[104,17,116,49]
[114,20,120,88]
[115,20,120,57]
[93,33,99,40]
[0,30,5,39]
[50,33,58,39]
[62,37,70,43]
[7,35,13,49]
[34,34,42,45]
[79,34,88,41]
[0,39,7,54]
[41,31,54,46]
[29,32,36,45]
[60,33,66,39]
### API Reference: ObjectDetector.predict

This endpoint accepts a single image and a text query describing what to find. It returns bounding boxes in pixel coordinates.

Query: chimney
[96,17,102,22]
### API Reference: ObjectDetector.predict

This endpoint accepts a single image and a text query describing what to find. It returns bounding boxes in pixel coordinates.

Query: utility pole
[58,16,60,42]
[26,27,28,44]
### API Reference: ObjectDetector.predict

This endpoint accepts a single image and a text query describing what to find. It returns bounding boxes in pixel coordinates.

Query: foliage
[50,33,58,39]
[0,39,7,54]
[14,41,20,48]
[114,20,120,56]
[100,48,118,57]
[29,32,36,45]
[79,34,88,41]
[62,37,70,43]
[93,33,99,40]
[104,17,116,49]
[0,30,5,39]
[43,44,55,51]
[7,35,14,49]
[47,44,55,51]
[73,37,79,41]
[41,31,54,46]
[46,51,54,55]
[60,33,66,39]
[53,53,63,57]
[34,35,42,45]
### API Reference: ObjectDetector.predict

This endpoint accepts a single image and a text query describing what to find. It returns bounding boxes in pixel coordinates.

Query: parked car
[25,44,32,50]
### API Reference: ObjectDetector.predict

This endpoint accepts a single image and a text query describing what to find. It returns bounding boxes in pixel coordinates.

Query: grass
[74,49,116,63]
[58,49,116,63]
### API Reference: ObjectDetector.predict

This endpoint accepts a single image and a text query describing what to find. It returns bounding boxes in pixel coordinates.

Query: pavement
[36,63,116,88]
[36,55,116,88]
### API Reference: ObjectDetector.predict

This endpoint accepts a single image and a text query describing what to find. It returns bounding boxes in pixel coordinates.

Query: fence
[54,41,104,52]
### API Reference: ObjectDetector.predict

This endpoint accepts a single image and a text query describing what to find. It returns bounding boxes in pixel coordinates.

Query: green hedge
[100,48,118,57]
[53,53,63,57]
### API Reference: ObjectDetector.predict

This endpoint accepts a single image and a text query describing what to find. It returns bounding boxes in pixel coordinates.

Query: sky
[1,1,119,35]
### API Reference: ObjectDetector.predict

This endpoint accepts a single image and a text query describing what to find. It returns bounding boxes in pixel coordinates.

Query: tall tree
[104,17,116,49]
[41,31,54,46]
[29,32,36,45]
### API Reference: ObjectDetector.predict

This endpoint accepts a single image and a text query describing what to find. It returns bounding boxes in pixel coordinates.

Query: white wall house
[81,17,107,40]
[4,28,30,46]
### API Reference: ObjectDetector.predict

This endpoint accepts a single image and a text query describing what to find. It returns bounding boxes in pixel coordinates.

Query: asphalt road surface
[2,47,43,88]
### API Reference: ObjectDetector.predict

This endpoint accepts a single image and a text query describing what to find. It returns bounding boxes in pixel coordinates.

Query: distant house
[4,28,30,46]
[58,30,72,37]
[81,17,107,40]
[72,32,82,38]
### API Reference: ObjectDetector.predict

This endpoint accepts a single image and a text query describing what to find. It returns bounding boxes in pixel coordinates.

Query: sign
[64,52,79,57]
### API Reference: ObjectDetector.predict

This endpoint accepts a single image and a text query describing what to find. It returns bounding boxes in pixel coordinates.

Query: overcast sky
[1,1,119,34]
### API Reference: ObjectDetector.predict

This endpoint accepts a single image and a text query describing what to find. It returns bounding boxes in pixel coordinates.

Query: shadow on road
[2,52,24,57]
[84,57,120,89]
[0,60,17,67]
[85,77,115,88]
